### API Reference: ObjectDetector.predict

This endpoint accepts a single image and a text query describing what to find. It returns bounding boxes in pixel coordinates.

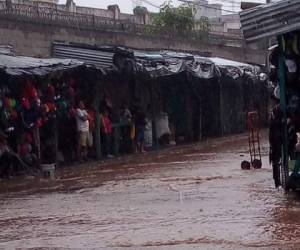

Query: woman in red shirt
[101,110,113,158]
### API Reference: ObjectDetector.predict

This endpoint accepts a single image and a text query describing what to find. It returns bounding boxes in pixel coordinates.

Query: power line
[140,0,161,9]
[214,0,241,4]
[178,0,239,13]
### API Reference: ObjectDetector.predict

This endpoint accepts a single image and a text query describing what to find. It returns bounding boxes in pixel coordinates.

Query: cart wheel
[252,159,262,169]
[241,160,251,170]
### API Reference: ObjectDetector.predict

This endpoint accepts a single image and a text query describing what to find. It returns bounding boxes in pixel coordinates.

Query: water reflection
[0,134,299,249]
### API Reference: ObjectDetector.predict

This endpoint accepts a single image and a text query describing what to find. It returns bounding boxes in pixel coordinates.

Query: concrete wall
[0,18,265,64]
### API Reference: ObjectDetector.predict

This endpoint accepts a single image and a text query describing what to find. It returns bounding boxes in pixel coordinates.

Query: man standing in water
[76,101,89,162]
[269,95,282,188]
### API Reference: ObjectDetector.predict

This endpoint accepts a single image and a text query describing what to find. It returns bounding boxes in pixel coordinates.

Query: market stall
[131,51,268,142]
[52,43,268,150]
[0,54,104,174]
[240,0,300,190]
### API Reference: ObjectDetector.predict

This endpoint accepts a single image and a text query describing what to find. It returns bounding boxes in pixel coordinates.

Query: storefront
[240,0,300,190]
[0,54,104,173]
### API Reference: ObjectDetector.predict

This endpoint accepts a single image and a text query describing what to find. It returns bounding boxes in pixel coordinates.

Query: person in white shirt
[76,101,90,161]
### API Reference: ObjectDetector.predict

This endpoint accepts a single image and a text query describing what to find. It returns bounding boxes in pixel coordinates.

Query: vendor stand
[240,0,300,190]
[0,54,104,173]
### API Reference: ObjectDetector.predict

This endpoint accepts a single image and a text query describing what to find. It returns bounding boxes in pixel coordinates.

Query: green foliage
[149,0,210,36]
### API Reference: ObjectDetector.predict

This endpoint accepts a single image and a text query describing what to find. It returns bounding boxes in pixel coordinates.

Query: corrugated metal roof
[240,0,300,42]
[52,44,115,68]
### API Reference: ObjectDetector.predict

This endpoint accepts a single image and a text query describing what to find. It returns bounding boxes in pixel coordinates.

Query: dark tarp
[0,54,86,76]
[118,50,268,140]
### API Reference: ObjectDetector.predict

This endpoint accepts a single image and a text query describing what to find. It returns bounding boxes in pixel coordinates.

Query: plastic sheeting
[131,50,260,80]
[0,54,86,76]
[125,51,268,141]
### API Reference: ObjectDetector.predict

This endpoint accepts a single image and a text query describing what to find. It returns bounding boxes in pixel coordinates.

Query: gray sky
[59,0,266,14]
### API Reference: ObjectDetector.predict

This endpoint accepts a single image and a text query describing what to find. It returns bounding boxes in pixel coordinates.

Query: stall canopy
[51,43,262,78]
[131,50,261,78]
[0,54,86,76]
[240,0,300,42]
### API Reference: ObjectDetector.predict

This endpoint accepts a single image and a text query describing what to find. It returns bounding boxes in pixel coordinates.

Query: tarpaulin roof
[131,50,260,79]
[0,54,85,76]
[240,0,300,42]
[50,43,261,79]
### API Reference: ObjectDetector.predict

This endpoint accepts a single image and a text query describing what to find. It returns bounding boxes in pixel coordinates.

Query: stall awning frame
[240,0,300,42]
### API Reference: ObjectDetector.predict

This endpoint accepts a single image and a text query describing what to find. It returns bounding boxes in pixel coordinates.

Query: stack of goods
[0,77,79,166]
[269,32,300,189]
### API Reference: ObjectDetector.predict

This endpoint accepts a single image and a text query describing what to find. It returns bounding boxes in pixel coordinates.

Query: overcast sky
[58,0,266,14]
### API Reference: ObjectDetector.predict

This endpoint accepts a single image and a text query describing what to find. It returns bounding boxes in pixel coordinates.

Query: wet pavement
[1,133,300,249]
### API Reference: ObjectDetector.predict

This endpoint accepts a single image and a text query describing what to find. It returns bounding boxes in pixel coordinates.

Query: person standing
[76,101,89,162]
[135,108,146,153]
[269,97,282,188]
[87,107,96,158]
[101,109,113,158]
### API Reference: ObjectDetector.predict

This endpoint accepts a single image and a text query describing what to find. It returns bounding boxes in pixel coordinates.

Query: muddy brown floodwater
[1,133,300,250]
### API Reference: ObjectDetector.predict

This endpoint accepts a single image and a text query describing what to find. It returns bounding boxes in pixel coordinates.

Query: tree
[149,0,210,36]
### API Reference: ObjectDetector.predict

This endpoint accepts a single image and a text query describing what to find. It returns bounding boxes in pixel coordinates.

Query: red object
[10,110,18,120]
[36,118,43,127]
[21,98,31,110]
[101,115,112,134]
[30,87,38,101]
[47,103,56,112]
[47,85,55,99]
[25,133,33,144]
[88,110,96,132]
[247,111,262,168]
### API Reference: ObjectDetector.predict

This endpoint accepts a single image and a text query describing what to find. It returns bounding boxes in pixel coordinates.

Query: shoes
[107,154,114,159]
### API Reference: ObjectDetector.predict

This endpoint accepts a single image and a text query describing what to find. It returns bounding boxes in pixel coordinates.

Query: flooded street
[1,133,300,249]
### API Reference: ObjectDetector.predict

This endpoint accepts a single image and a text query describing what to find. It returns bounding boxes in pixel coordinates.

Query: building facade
[193,0,222,19]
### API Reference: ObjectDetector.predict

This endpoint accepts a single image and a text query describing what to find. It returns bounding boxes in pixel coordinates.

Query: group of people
[75,100,148,162]
[0,99,149,178]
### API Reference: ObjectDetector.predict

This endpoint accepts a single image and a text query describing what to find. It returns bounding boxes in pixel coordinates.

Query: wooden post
[278,35,289,190]
[94,82,102,160]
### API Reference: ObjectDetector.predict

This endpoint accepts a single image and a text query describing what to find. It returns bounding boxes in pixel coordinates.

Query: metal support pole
[278,35,289,190]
